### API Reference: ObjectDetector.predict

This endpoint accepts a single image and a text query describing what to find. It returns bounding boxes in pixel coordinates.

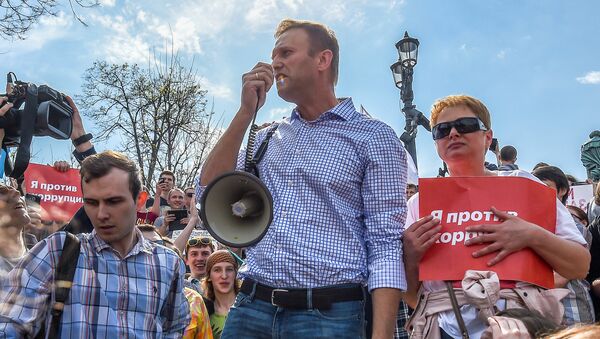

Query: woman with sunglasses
[402,95,590,339]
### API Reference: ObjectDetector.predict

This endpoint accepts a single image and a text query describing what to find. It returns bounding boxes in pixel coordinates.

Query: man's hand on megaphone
[240,62,274,121]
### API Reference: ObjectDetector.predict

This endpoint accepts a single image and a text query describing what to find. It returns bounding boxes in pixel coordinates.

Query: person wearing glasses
[184,186,196,210]
[184,236,216,294]
[401,95,590,339]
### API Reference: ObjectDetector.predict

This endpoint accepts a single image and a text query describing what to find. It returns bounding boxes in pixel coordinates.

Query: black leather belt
[240,279,365,310]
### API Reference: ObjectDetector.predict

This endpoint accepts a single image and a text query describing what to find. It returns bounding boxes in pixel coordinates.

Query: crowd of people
[1,17,600,339]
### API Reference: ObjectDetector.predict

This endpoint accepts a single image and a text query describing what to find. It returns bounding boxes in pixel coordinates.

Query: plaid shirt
[0,230,190,338]
[199,98,408,290]
[394,300,411,339]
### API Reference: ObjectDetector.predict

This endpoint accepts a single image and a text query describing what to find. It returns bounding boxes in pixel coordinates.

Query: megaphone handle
[244,95,261,174]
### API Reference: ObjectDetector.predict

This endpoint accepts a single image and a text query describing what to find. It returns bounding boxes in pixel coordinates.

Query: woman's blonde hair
[430,94,491,129]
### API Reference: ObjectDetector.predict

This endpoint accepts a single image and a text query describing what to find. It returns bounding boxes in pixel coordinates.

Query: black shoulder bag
[34,232,81,339]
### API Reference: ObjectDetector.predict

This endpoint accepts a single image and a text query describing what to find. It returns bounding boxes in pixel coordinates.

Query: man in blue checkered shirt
[0,151,190,338]
[200,19,408,339]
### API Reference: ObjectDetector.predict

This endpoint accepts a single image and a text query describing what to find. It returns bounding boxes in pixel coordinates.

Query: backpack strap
[202,296,215,316]
[47,232,81,337]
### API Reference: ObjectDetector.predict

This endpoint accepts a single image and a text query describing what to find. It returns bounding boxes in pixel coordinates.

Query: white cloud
[137,10,147,22]
[88,14,150,63]
[0,11,72,52]
[245,0,280,32]
[268,105,294,119]
[496,49,507,59]
[198,76,234,100]
[576,71,600,85]
[99,0,116,7]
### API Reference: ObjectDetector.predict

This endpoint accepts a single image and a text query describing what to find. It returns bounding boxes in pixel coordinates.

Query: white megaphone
[200,170,273,247]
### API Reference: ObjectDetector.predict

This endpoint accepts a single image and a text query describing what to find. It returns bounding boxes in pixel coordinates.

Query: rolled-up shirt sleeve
[362,126,408,291]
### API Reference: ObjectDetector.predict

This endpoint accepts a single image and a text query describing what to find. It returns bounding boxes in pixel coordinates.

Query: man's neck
[0,226,26,259]
[110,231,138,259]
[295,86,338,121]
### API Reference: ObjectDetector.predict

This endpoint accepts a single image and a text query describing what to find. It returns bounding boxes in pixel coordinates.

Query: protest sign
[24,163,83,221]
[565,184,594,210]
[419,176,556,288]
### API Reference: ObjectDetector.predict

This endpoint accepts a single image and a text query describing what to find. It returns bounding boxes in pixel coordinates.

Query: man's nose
[272,59,282,70]
[97,203,110,220]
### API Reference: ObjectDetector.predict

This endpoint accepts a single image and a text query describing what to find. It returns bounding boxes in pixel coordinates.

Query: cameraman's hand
[0,96,13,117]
[65,96,93,152]
[53,160,70,172]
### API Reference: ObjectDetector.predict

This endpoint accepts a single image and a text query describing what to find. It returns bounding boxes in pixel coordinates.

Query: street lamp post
[390,31,431,170]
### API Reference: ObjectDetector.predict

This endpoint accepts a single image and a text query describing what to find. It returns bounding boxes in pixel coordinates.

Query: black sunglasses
[431,117,488,140]
[186,192,194,198]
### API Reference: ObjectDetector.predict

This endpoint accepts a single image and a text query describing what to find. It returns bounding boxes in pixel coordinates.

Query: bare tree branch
[77,51,223,192]
[1,0,98,40]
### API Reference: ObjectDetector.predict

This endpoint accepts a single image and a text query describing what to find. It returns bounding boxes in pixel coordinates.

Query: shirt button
[288,180,293,187]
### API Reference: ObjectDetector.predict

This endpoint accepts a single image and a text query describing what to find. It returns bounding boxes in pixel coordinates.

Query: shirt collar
[290,97,359,122]
[91,228,152,257]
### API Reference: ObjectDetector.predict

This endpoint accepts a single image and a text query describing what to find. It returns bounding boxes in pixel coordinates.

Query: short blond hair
[430,95,491,129]
[275,18,339,85]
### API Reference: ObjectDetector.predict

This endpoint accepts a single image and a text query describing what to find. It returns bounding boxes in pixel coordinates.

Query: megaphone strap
[247,123,279,178]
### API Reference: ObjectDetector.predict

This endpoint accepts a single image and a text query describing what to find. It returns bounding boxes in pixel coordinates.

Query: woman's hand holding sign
[465,206,589,280]
[464,207,539,266]
[401,215,442,308]
[404,215,442,262]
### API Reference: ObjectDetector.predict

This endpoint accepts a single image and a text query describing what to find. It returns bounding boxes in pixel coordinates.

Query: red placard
[24,163,83,221]
[418,176,556,289]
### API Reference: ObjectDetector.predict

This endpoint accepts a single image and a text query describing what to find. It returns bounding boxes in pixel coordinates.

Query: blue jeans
[221,285,367,339]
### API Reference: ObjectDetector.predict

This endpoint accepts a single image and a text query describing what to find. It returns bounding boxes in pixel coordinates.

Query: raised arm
[200,63,273,186]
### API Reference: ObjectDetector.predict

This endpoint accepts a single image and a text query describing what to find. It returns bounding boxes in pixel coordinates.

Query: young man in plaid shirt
[0,151,190,338]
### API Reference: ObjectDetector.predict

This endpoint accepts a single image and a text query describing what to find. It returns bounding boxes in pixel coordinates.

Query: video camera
[0,72,73,181]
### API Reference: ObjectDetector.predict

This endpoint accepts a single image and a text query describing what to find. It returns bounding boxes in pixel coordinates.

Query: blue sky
[2,0,599,180]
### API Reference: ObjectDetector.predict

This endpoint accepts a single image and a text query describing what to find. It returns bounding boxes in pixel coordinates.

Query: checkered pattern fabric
[201,98,408,291]
[394,300,411,339]
[0,230,190,338]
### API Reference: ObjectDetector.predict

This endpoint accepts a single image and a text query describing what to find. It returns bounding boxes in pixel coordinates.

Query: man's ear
[316,49,333,73]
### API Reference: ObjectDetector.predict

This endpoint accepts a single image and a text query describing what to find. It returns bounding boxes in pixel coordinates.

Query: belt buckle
[271,289,289,306]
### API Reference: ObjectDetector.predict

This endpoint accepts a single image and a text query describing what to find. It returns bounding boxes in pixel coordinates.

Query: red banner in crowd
[24,163,83,221]
[418,176,556,289]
